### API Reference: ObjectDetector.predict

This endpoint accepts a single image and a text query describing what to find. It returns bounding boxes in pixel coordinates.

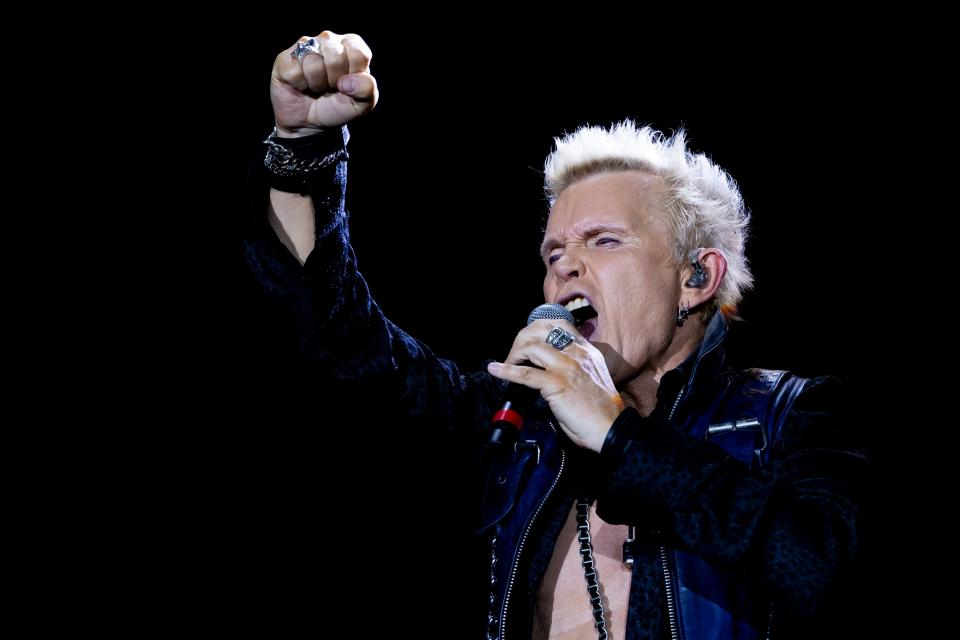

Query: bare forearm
[268,188,316,265]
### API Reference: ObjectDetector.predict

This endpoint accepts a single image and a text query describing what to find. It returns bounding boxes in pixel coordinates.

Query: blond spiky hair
[543,120,754,315]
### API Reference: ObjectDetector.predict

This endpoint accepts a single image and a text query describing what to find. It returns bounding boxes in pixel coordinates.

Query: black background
[132,15,934,638]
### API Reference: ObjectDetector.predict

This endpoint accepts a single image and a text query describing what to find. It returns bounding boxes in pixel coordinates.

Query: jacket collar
[686,310,730,389]
[656,311,730,408]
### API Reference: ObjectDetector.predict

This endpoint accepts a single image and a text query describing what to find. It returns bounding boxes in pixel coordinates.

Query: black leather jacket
[242,126,867,639]
[477,311,855,640]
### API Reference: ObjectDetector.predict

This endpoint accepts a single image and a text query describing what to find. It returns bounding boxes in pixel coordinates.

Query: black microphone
[487,303,575,450]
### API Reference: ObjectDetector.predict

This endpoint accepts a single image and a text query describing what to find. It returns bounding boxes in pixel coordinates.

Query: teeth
[564,296,590,312]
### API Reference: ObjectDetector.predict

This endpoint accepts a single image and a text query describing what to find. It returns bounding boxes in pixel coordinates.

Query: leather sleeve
[595,376,868,619]
[241,127,504,448]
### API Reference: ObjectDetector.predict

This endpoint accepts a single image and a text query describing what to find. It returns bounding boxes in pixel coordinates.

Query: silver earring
[677,303,691,327]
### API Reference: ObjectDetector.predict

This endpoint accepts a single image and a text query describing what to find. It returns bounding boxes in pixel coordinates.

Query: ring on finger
[545,327,576,351]
[291,38,322,63]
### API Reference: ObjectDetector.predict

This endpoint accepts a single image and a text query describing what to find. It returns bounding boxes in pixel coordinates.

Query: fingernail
[487,362,500,373]
[341,77,357,93]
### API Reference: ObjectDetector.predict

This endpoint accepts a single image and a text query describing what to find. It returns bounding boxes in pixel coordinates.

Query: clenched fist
[271,31,379,138]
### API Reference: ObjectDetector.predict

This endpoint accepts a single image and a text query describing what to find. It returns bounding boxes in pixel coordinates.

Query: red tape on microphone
[491,408,524,431]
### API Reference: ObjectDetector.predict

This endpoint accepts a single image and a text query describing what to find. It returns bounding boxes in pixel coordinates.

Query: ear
[680,248,727,310]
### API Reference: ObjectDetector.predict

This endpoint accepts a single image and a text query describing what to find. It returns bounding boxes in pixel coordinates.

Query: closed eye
[546,237,619,265]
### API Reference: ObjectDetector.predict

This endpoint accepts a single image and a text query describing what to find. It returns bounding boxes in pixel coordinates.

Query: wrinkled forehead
[543,170,670,238]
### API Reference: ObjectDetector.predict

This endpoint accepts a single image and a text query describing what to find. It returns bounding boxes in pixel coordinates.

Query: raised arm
[266,31,377,263]
[242,31,503,443]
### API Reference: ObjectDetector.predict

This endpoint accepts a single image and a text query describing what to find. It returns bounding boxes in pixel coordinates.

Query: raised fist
[271,31,378,137]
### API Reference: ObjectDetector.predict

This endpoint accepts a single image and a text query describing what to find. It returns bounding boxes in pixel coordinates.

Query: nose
[551,250,584,283]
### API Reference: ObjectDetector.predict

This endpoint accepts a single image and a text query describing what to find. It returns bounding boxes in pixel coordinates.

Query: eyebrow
[539,223,631,260]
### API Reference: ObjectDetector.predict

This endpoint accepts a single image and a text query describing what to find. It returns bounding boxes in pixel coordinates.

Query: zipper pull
[515,439,541,465]
[622,525,636,567]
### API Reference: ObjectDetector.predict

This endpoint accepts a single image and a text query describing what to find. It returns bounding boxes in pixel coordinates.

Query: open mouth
[568,302,599,340]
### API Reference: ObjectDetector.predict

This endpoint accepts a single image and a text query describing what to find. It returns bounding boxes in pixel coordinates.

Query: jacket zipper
[659,330,725,640]
[660,546,681,640]
[661,385,686,640]
[499,421,566,640]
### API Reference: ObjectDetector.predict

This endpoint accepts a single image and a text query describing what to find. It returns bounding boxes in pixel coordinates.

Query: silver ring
[545,327,575,351]
[291,38,322,63]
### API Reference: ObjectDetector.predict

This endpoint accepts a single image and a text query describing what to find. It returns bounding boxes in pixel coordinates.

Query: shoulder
[722,368,849,452]
[770,373,863,457]
[726,368,843,412]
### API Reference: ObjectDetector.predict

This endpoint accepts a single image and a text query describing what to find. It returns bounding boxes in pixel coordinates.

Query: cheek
[543,273,557,299]
[610,271,675,330]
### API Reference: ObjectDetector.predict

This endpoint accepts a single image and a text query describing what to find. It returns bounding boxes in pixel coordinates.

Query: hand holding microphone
[486,304,623,453]
[486,304,576,450]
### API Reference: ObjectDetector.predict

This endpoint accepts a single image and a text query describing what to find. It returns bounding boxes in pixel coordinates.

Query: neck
[617,323,706,417]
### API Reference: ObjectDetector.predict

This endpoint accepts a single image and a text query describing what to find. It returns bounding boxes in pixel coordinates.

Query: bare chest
[532,501,633,639]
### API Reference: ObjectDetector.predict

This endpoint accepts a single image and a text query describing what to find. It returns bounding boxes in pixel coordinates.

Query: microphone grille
[527,303,575,326]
